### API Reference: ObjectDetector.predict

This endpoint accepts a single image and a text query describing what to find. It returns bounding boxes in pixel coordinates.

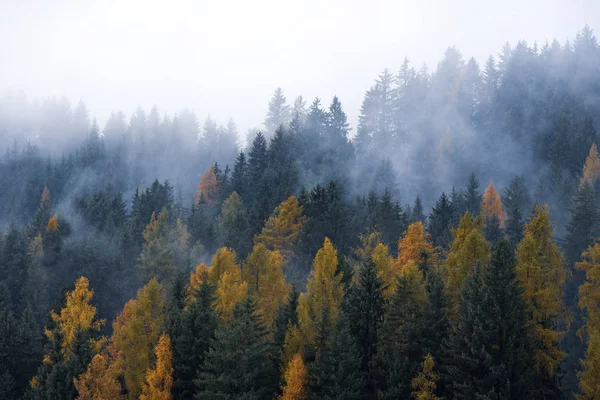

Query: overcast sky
[1,0,599,137]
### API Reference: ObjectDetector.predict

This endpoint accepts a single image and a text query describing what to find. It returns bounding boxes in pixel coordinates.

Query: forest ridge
[2,26,600,399]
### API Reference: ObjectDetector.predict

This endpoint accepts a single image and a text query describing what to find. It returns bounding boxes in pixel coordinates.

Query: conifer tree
[582,143,600,185]
[264,88,291,135]
[444,212,490,310]
[410,195,426,225]
[197,165,221,205]
[244,243,290,327]
[255,196,306,262]
[140,333,173,400]
[137,210,178,282]
[74,353,124,400]
[481,182,506,228]
[298,238,344,350]
[396,222,438,275]
[566,182,599,264]
[216,191,251,258]
[280,353,307,400]
[195,297,278,400]
[516,205,567,385]
[411,354,440,400]
[110,278,166,400]
[428,192,455,249]
[464,173,483,216]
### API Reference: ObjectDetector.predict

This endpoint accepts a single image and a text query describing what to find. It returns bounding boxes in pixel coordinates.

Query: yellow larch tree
[411,354,440,400]
[355,232,396,297]
[576,242,600,398]
[110,278,166,400]
[582,143,600,184]
[140,333,173,400]
[207,247,240,285]
[396,221,438,274]
[46,214,59,232]
[214,270,248,322]
[280,352,307,400]
[444,212,490,310]
[480,182,506,228]
[197,165,220,204]
[244,243,290,327]
[47,276,104,357]
[74,353,125,400]
[185,262,209,304]
[516,205,567,377]
[255,195,306,262]
[281,325,305,369]
[298,238,344,346]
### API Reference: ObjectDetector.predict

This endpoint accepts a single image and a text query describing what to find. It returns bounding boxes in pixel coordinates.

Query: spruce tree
[195,296,278,400]
[463,173,483,216]
[428,192,455,249]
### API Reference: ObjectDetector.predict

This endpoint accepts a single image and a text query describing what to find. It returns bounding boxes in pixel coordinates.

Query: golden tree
[583,143,600,184]
[576,242,600,398]
[74,353,124,400]
[411,354,440,400]
[516,205,567,377]
[208,247,240,285]
[280,353,307,400]
[355,232,396,297]
[214,270,247,322]
[47,276,104,357]
[255,196,306,262]
[110,278,166,400]
[480,182,506,228]
[46,215,59,232]
[245,243,290,326]
[197,165,220,204]
[140,333,173,400]
[444,212,490,310]
[185,262,209,304]
[298,238,344,346]
[396,222,438,274]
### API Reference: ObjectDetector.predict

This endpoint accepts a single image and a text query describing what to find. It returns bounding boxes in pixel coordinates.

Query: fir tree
[463,173,483,216]
[428,192,455,249]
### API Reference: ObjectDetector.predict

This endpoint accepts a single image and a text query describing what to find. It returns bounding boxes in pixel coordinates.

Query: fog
[2,0,599,135]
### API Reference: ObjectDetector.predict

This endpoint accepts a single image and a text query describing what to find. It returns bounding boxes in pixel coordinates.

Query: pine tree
[428,192,455,249]
[195,297,278,400]
[464,173,483,216]
[343,257,385,395]
[264,88,291,135]
[140,333,173,400]
[231,151,249,201]
[216,192,251,258]
[566,182,599,264]
[306,320,365,400]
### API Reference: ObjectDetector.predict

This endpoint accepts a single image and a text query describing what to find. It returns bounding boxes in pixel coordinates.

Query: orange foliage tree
[197,165,220,204]
[480,182,506,228]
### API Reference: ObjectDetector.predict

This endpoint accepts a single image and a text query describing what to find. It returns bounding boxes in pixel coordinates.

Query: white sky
[1,0,599,137]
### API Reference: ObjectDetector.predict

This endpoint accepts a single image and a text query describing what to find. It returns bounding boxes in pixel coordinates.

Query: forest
[2,26,600,399]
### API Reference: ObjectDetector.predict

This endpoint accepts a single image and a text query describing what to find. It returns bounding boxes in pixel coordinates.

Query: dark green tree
[428,192,455,249]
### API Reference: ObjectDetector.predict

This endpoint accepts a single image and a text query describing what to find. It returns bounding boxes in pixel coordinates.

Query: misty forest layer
[2,26,600,399]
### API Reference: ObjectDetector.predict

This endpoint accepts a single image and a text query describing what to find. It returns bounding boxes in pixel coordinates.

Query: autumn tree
[444,212,490,310]
[280,353,307,400]
[577,242,600,398]
[298,238,344,349]
[140,333,173,400]
[481,182,506,228]
[207,247,239,285]
[197,165,220,204]
[255,196,305,262]
[396,222,438,276]
[74,353,124,400]
[207,247,247,322]
[582,143,600,185]
[411,354,440,400]
[245,243,290,327]
[516,205,567,385]
[110,278,166,400]
[355,232,395,297]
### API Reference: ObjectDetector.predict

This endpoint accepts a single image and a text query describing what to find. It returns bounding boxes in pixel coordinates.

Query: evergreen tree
[410,195,426,225]
[216,192,251,258]
[264,88,291,136]
[428,192,455,249]
[195,296,278,400]
[463,173,483,216]
[343,258,386,395]
[566,182,599,265]
[306,319,365,400]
